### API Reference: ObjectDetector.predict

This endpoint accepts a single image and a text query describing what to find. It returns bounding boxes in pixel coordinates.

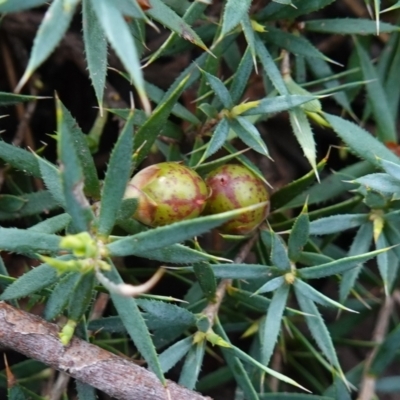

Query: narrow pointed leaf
[300,247,388,279]
[255,34,289,95]
[82,0,108,109]
[107,202,268,255]
[147,0,210,54]
[0,227,60,255]
[354,173,400,196]
[355,39,396,143]
[254,276,285,295]
[201,117,230,162]
[243,95,317,116]
[270,232,291,270]
[193,262,217,302]
[324,113,400,166]
[220,0,252,38]
[0,257,71,301]
[92,0,148,112]
[159,336,193,373]
[376,232,398,295]
[0,0,48,12]
[105,261,165,383]
[229,117,269,157]
[294,279,356,312]
[16,0,77,90]
[0,141,40,177]
[340,222,373,302]
[202,70,233,109]
[304,19,399,34]
[76,381,96,400]
[57,100,93,233]
[310,214,369,235]
[379,158,400,181]
[59,101,100,199]
[289,108,317,175]
[0,92,49,106]
[179,342,206,390]
[295,292,342,374]
[261,284,290,365]
[134,74,190,165]
[288,206,310,261]
[98,113,134,236]
[230,47,253,104]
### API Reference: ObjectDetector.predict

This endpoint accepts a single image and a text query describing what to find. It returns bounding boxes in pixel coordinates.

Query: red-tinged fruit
[204,164,269,234]
[124,162,209,227]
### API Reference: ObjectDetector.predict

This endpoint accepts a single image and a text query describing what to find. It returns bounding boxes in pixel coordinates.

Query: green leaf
[375,232,398,295]
[300,247,387,279]
[193,262,217,302]
[58,101,100,199]
[214,322,258,400]
[255,34,289,95]
[259,0,335,20]
[220,0,252,38]
[354,38,397,143]
[230,47,254,104]
[158,336,193,373]
[82,0,108,111]
[211,264,272,279]
[68,273,95,321]
[34,155,65,206]
[132,243,216,264]
[380,158,400,181]
[259,395,334,400]
[309,214,369,235]
[0,257,71,301]
[354,173,400,196]
[264,28,339,65]
[91,0,149,113]
[0,141,40,177]
[270,232,291,270]
[294,279,356,312]
[44,272,80,320]
[200,117,230,162]
[0,256,8,290]
[339,222,373,302]
[288,205,310,261]
[370,324,400,375]
[57,99,93,232]
[104,261,165,383]
[229,117,269,157]
[327,114,400,166]
[0,191,59,222]
[97,113,134,236]
[0,0,48,12]
[76,381,97,400]
[242,95,317,116]
[0,92,48,106]
[134,74,190,165]
[8,385,28,400]
[202,70,233,109]
[16,0,78,91]
[289,108,317,176]
[0,227,60,255]
[254,276,285,295]
[295,292,342,374]
[260,284,290,365]
[179,341,206,389]
[304,19,399,34]
[146,0,210,55]
[107,202,268,256]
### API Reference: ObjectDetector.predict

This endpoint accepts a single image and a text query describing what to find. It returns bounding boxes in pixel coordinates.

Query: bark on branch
[0,301,211,400]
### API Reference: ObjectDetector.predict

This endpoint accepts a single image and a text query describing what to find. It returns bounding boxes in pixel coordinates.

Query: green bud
[204,164,269,235]
[124,162,210,227]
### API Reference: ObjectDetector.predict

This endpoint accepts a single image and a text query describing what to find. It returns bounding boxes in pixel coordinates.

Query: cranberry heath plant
[1,1,400,399]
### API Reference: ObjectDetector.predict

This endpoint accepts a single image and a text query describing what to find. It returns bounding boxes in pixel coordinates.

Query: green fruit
[204,164,269,235]
[124,162,209,227]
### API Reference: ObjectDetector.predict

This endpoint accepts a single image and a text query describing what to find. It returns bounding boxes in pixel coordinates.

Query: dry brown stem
[0,301,212,400]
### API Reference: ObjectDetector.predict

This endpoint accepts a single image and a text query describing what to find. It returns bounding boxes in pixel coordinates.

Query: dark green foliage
[1,1,400,398]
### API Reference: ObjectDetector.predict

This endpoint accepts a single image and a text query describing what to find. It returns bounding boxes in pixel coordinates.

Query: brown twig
[203,233,259,327]
[357,295,394,400]
[0,301,212,400]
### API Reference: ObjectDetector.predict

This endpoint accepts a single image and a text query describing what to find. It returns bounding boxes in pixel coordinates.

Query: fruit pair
[124,162,269,235]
